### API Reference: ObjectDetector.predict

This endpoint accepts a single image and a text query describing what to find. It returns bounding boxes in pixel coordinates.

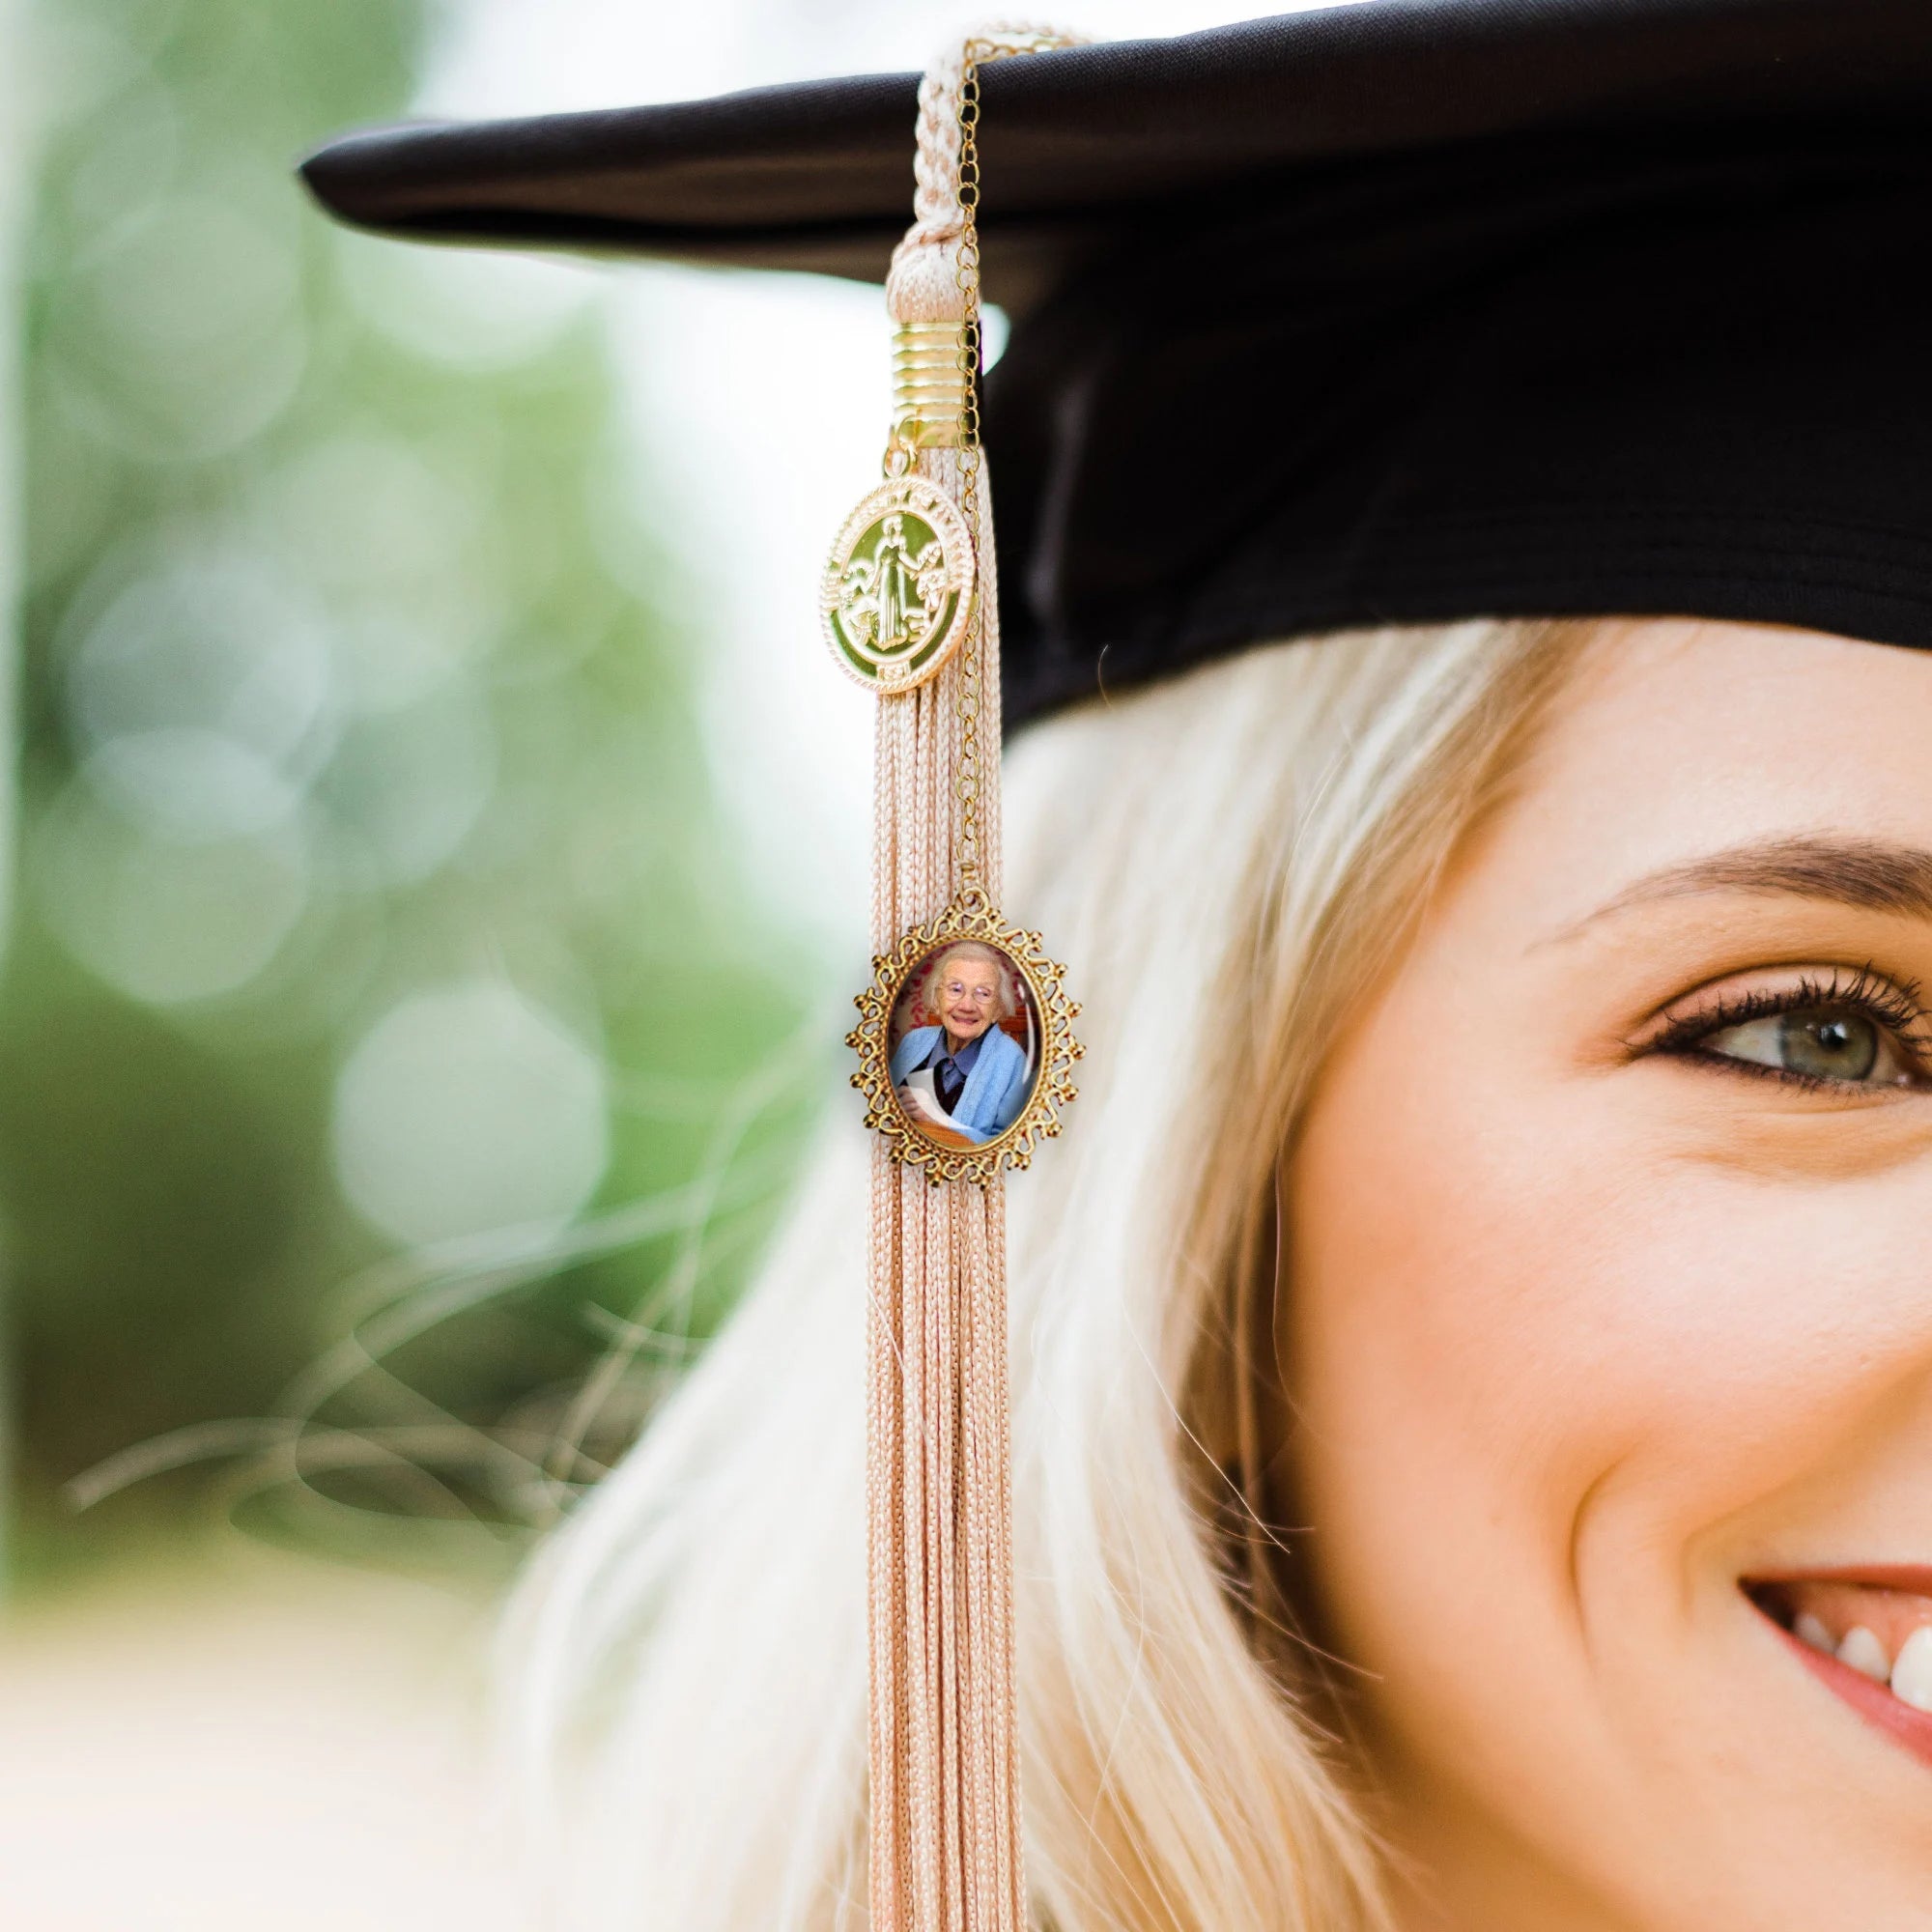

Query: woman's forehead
[1459,619,1932,940]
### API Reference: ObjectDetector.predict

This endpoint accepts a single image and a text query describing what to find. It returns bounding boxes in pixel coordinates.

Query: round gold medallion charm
[821,476,977,692]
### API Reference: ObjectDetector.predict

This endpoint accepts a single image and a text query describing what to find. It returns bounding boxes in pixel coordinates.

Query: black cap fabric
[986,112,1932,722]
[298,0,1932,725]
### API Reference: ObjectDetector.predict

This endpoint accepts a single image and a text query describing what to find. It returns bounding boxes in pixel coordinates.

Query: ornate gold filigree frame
[846,887,1082,1184]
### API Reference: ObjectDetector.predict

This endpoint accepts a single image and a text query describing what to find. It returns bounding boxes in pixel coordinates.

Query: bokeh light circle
[330,982,610,1249]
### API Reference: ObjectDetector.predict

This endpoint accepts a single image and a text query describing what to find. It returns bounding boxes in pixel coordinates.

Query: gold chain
[950,31,1075,890]
[952,45,989,889]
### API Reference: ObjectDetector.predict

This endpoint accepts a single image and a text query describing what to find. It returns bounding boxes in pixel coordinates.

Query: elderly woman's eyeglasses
[942,980,998,1004]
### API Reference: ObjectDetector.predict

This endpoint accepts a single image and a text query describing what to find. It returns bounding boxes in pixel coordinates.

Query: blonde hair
[499,617,1588,1931]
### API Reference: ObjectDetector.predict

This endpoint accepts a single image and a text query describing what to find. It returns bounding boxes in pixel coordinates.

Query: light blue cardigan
[889,1023,1031,1144]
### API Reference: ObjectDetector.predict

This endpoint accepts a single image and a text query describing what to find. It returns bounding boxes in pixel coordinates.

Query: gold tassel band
[893,322,974,448]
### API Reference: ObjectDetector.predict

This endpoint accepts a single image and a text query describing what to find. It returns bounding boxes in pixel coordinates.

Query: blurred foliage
[1,0,819,1587]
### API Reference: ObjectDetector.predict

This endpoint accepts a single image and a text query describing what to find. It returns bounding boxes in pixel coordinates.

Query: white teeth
[1890,1627,1932,1713]
[1794,1611,1836,1655]
[1838,1625,1892,1683]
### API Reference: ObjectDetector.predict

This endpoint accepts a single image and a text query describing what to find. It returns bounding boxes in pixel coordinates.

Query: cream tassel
[866,30,1081,1932]
[867,273,1021,1932]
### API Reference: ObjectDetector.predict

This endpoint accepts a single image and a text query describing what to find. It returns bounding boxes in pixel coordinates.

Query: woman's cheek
[1284,972,1932,1818]
[1284,1047,1644,1630]
[1280,1056,1640,1839]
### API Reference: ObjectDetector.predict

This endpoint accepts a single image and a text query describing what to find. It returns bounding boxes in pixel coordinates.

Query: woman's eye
[1696,1005,1917,1086]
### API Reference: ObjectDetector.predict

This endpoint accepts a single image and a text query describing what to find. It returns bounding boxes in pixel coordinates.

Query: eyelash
[1645,963,1932,1092]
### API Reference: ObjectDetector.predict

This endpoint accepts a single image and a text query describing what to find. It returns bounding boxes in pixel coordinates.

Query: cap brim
[299,0,1932,307]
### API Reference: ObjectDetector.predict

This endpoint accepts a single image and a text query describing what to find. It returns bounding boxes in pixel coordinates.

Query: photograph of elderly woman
[888,941,1038,1149]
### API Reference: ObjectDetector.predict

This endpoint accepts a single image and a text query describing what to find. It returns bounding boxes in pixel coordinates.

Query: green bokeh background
[0,0,820,1592]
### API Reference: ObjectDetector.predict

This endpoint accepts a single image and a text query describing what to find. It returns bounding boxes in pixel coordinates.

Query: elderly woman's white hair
[498,614,1588,1932]
[919,940,1020,1026]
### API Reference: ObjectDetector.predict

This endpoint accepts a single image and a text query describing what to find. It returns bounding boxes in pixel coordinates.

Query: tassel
[843,29,1086,1931]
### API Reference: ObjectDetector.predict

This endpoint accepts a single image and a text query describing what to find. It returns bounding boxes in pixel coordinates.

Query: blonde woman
[506,611,1932,1932]
[300,3,1932,1925]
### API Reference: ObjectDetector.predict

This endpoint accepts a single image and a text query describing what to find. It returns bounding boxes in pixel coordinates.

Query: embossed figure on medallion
[838,511,941,657]
[821,476,976,691]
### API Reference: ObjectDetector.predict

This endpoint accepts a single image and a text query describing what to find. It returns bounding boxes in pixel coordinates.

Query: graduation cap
[305,0,1932,731]
[299,7,1932,1925]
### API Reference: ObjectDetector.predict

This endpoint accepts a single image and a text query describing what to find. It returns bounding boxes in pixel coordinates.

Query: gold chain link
[950,31,1077,888]
[952,47,988,886]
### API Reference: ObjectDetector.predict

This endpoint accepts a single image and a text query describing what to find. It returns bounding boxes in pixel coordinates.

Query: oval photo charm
[822,476,976,692]
[888,938,1043,1153]
[847,891,1082,1184]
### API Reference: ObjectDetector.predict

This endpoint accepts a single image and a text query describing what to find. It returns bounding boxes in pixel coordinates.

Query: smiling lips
[1749,1572,1932,1767]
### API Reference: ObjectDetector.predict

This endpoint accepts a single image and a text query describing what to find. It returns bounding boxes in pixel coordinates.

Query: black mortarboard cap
[300,0,1932,725]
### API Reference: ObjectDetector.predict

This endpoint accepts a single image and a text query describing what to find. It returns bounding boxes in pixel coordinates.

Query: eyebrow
[1548,835,1932,943]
